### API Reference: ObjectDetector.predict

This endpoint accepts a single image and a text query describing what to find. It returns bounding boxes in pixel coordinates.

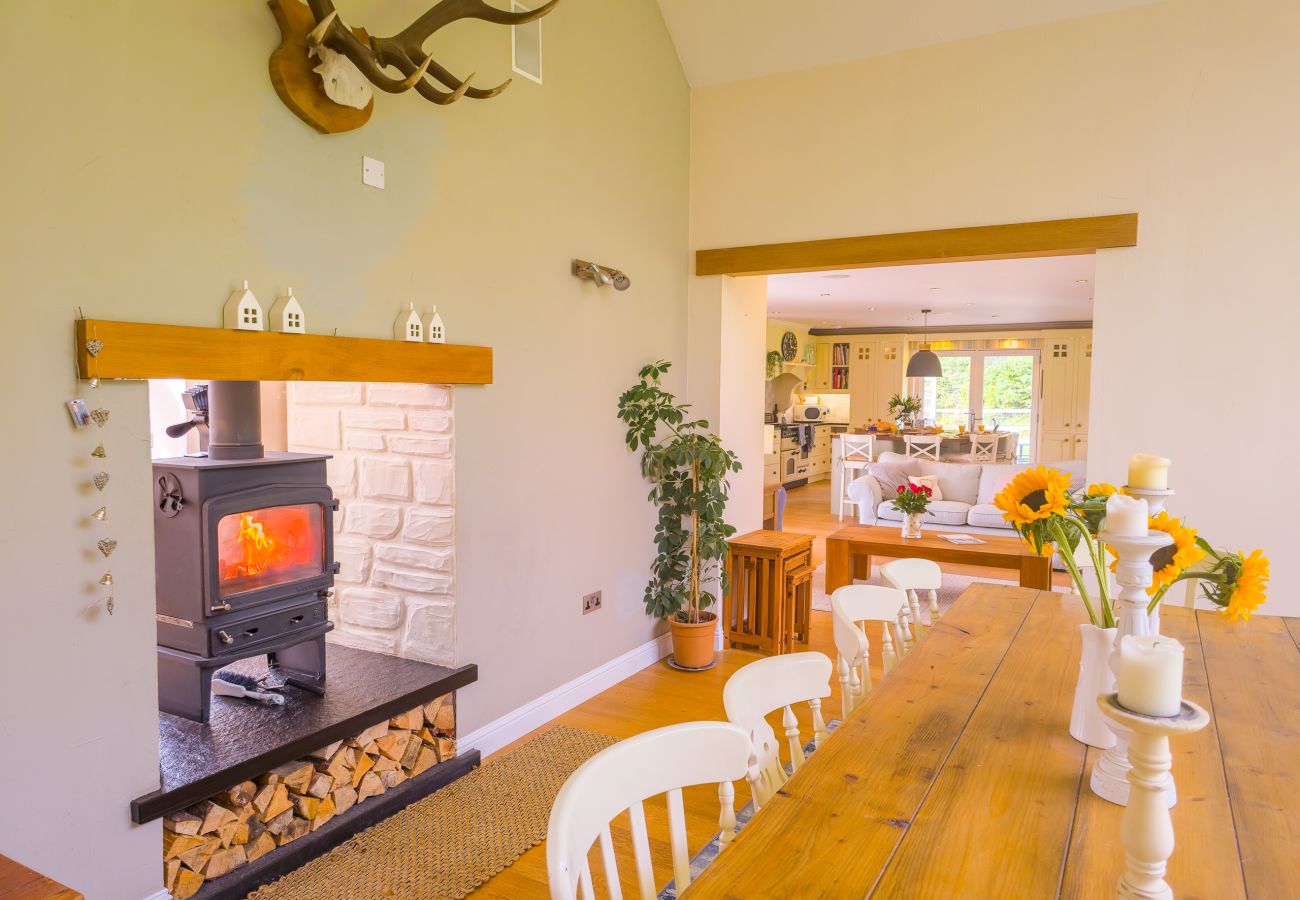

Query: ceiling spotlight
[868,306,878,311]
[823,273,851,279]
[1075,278,1090,284]
[965,302,975,307]
[930,287,942,292]
[819,320,829,325]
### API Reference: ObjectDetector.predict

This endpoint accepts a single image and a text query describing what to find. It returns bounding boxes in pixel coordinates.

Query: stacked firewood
[162,693,456,899]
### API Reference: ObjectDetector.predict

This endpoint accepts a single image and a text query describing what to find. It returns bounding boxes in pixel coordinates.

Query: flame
[226,513,277,579]
[217,504,322,590]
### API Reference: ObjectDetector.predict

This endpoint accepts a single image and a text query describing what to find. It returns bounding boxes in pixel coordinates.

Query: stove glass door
[215,502,325,599]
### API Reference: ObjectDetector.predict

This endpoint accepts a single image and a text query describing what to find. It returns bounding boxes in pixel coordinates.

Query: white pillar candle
[1105,493,1149,537]
[1128,454,1171,490]
[1118,635,1185,717]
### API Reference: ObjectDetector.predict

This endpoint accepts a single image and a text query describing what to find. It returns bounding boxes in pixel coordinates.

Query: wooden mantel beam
[694,213,1139,277]
[75,320,492,384]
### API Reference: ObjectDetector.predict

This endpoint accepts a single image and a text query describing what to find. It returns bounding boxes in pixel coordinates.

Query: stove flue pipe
[206,380,264,460]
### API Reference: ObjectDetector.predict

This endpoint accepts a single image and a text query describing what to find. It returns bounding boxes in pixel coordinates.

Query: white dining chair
[830,585,910,719]
[969,431,1000,463]
[722,652,831,808]
[838,434,876,521]
[882,558,943,631]
[546,720,759,900]
[904,433,943,460]
[1001,431,1020,462]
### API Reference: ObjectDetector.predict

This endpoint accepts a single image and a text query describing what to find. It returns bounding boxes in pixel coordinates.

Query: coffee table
[825,525,1054,594]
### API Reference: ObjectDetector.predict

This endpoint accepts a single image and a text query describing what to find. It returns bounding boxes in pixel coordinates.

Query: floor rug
[248,725,618,900]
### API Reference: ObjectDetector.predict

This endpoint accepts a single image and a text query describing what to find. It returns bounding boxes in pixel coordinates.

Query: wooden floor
[469,480,1068,899]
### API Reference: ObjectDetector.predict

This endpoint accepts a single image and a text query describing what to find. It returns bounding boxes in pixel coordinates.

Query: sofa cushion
[976,459,1089,504]
[877,499,972,527]
[913,459,981,505]
[908,475,943,500]
[967,503,1014,529]
[868,463,911,497]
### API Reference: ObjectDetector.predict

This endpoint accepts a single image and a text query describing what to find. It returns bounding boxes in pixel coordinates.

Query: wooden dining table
[685,584,1300,899]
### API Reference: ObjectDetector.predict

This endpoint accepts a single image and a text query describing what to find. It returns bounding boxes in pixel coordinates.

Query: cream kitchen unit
[810,336,906,424]
[1039,329,1092,462]
[773,423,842,486]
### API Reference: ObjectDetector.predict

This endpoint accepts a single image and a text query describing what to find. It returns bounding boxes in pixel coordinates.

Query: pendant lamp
[905,308,943,378]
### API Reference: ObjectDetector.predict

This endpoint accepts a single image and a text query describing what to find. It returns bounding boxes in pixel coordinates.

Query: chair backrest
[546,721,758,900]
[882,558,943,628]
[1001,431,1020,462]
[905,434,943,460]
[722,652,832,808]
[830,585,910,719]
[969,431,1000,463]
[774,485,787,531]
[841,434,875,463]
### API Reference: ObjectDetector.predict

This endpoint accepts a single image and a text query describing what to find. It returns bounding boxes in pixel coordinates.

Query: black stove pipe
[207,380,264,460]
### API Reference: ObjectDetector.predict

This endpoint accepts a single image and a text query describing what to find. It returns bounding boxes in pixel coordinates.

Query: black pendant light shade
[905,308,943,377]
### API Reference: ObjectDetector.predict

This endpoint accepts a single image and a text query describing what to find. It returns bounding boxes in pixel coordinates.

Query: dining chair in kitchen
[546,720,759,900]
[904,433,943,460]
[1001,431,1020,462]
[723,652,832,809]
[838,434,876,520]
[969,431,1000,463]
[882,558,943,633]
[830,585,911,719]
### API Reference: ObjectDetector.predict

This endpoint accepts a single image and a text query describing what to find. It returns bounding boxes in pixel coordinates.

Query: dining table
[684,584,1300,899]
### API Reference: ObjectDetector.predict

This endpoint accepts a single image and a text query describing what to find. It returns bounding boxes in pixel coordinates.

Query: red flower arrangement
[892,481,933,515]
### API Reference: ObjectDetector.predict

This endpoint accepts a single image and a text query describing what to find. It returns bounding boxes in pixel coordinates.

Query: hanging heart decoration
[91,443,107,458]
[85,339,104,357]
[97,539,117,558]
[90,408,110,428]
[99,572,113,586]
[93,472,109,491]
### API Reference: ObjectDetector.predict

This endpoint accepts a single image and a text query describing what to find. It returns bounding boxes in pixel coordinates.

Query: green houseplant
[618,361,742,669]
[765,350,785,380]
[887,393,922,429]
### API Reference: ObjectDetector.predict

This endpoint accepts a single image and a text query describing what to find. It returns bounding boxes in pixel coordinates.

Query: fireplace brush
[211,671,286,705]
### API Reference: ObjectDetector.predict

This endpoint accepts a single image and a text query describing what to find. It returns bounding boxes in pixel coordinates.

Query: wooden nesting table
[724,530,814,654]
[825,524,1053,594]
[686,585,1300,899]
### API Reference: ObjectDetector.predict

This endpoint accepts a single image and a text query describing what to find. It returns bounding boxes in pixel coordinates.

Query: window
[288,312,301,328]
[242,307,258,325]
[409,323,420,338]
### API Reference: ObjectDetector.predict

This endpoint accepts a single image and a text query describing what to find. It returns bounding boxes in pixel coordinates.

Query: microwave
[792,403,831,422]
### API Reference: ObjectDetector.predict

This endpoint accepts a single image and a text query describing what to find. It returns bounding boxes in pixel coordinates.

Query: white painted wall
[691,0,1300,614]
[0,1,687,895]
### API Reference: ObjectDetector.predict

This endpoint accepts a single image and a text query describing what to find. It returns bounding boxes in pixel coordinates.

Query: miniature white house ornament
[425,307,445,343]
[270,287,306,333]
[224,280,265,331]
[394,303,424,342]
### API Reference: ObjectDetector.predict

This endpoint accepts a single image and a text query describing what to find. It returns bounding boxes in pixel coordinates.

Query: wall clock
[781,331,798,361]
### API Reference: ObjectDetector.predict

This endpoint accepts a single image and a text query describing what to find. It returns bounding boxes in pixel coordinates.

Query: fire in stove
[218,505,323,591]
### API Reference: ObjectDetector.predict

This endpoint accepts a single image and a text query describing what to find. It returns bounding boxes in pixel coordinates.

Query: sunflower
[1221,549,1270,622]
[1086,483,1122,498]
[993,466,1072,526]
[1115,511,1203,597]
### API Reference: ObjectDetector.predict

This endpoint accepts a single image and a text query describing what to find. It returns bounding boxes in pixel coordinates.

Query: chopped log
[262,761,314,794]
[164,810,203,836]
[216,819,240,849]
[376,729,411,761]
[292,794,320,821]
[357,771,384,802]
[203,844,248,879]
[361,740,380,756]
[400,735,424,770]
[378,768,406,790]
[352,721,389,747]
[264,808,296,836]
[418,727,437,744]
[192,800,238,835]
[311,794,337,831]
[259,784,293,823]
[252,783,276,818]
[176,835,221,872]
[230,820,250,846]
[275,816,312,846]
[322,746,354,784]
[372,754,399,773]
[307,772,335,799]
[307,740,343,761]
[422,695,446,725]
[411,745,439,776]
[433,697,454,732]
[234,802,257,824]
[351,752,375,787]
[246,831,277,863]
[436,738,456,761]
[224,781,257,808]
[170,867,205,900]
[163,831,207,860]
[164,858,183,892]
[332,784,358,816]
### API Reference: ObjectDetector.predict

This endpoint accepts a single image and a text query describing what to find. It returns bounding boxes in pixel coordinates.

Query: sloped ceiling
[655,0,1164,87]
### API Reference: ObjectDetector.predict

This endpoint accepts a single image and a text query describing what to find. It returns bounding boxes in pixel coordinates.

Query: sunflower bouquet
[992,468,1270,627]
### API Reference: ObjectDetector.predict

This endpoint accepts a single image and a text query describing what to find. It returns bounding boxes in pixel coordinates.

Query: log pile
[162,693,456,899]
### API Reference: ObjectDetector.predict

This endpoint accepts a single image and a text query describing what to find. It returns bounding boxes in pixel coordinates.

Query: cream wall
[692,0,1300,615]
[0,1,687,895]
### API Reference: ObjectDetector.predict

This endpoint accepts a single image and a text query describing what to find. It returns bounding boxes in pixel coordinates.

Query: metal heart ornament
[91,443,107,459]
[97,539,117,558]
[85,339,104,357]
[90,408,110,428]
[92,472,109,491]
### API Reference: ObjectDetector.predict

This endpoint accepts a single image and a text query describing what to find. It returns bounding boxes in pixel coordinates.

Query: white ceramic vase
[901,512,924,539]
[1070,623,1118,748]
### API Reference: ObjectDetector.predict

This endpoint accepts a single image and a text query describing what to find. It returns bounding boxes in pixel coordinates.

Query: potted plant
[765,350,785,380]
[891,482,933,539]
[618,361,742,669]
[887,393,922,430]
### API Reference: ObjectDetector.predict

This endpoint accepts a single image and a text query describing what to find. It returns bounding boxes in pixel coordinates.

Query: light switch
[362,156,385,189]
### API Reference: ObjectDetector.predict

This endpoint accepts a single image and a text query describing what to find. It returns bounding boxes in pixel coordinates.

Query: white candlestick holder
[1097,694,1209,900]
[1124,485,1174,516]
[1091,526,1176,807]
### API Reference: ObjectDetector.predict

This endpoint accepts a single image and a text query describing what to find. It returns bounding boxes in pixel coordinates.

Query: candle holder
[1091,526,1176,807]
[1097,694,1209,900]
[1123,485,1174,516]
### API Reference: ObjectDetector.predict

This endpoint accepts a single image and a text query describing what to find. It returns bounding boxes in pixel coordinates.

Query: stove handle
[210,601,232,614]
[217,630,234,645]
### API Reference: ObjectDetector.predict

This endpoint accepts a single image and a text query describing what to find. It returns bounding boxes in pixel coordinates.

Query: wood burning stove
[154,381,338,722]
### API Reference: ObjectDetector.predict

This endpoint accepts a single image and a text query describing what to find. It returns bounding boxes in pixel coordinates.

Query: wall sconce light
[573,259,631,291]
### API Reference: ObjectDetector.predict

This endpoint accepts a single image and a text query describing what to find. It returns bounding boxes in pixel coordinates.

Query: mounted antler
[304,0,560,106]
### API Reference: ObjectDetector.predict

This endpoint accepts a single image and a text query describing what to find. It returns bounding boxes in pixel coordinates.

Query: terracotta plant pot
[668,611,717,669]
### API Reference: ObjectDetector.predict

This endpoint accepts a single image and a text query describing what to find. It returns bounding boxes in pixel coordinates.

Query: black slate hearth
[132,643,477,824]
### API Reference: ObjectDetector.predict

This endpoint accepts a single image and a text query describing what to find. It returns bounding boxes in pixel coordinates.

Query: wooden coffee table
[825,525,1053,594]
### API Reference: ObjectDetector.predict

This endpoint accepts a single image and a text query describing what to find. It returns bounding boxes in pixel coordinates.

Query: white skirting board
[142,890,172,900]
[458,631,673,758]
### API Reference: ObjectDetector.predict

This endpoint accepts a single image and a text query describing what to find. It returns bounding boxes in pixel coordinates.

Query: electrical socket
[582,591,602,615]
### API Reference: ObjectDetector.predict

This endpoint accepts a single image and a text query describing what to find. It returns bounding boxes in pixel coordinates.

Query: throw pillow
[868,464,910,497]
[909,475,943,500]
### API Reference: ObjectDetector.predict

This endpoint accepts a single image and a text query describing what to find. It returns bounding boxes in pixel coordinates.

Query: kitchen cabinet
[812,340,851,393]
[845,338,905,425]
[1039,330,1092,461]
